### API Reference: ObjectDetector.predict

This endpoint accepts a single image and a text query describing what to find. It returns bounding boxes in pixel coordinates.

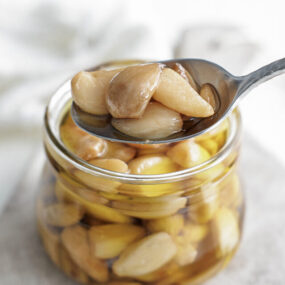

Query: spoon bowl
[71,58,285,144]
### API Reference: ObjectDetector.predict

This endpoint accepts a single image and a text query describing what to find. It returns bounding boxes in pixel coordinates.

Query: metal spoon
[71,58,285,144]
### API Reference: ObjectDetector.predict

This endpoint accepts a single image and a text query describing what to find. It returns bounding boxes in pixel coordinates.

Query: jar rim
[44,78,241,184]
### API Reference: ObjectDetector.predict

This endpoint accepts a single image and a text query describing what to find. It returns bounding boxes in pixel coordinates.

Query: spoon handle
[237,58,285,97]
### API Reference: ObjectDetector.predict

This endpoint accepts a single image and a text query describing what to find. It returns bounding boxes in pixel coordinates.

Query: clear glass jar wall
[37,64,244,285]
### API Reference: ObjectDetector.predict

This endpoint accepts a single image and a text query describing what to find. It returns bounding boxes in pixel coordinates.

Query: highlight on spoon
[71,60,222,143]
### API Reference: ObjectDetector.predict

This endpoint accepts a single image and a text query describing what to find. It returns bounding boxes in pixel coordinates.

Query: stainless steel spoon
[71,58,285,144]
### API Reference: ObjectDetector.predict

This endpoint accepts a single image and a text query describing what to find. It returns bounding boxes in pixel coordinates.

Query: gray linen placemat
[0,134,285,285]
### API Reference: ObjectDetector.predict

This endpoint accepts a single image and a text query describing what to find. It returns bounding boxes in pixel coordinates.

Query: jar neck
[44,79,241,185]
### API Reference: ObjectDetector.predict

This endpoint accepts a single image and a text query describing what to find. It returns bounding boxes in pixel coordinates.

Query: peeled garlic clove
[55,179,133,224]
[188,185,220,224]
[128,154,178,175]
[175,243,197,266]
[146,214,184,236]
[113,232,177,277]
[112,102,183,139]
[153,68,214,117]
[89,224,145,259]
[212,207,239,258]
[195,163,225,182]
[60,114,90,151]
[102,141,136,162]
[171,63,199,92]
[75,135,107,161]
[219,173,243,208]
[181,223,209,243]
[118,182,180,199]
[71,69,122,115]
[200,83,217,110]
[90,158,128,173]
[172,225,200,266]
[106,64,162,118]
[113,197,186,219]
[74,187,109,204]
[74,158,128,193]
[61,225,109,282]
[199,139,219,156]
[43,203,84,227]
[167,140,210,168]
[60,114,107,160]
[59,246,89,284]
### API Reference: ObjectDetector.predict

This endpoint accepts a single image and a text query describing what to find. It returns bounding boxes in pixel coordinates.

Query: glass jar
[37,61,244,285]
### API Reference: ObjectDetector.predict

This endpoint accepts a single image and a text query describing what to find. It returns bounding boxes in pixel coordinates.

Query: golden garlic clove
[113,232,177,277]
[146,214,184,236]
[219,173,243,208]
[199,83,217,110]
[212,207,240,258]
[195,163,225,182]
[167,140,210,168]
[113,197,187,219]
[118,182,180,198]
[89,224,145,259]
[89,158,128,173]
[198,139,219,156]
[55,179,133,224]
[180,223,209,243]
[74,187,109,204]
[102,141,136,162]
[172,223,208,266]
[188,189,219,224]
[59,246,89,284]
[71,69,122,115]
[75,135,107,161]
[153,68,214,117]
[42,203,84,227]
[128,154,178,175]
[60,114,107,160]
[106,63,162,118]
[61,225,109,282]
[171,63,199,92]
[175,243,198,266]
[74,158,128,193]
[112,102,183,139]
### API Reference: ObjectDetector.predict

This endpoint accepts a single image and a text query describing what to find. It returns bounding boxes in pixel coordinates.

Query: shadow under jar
[37,61,244,285]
